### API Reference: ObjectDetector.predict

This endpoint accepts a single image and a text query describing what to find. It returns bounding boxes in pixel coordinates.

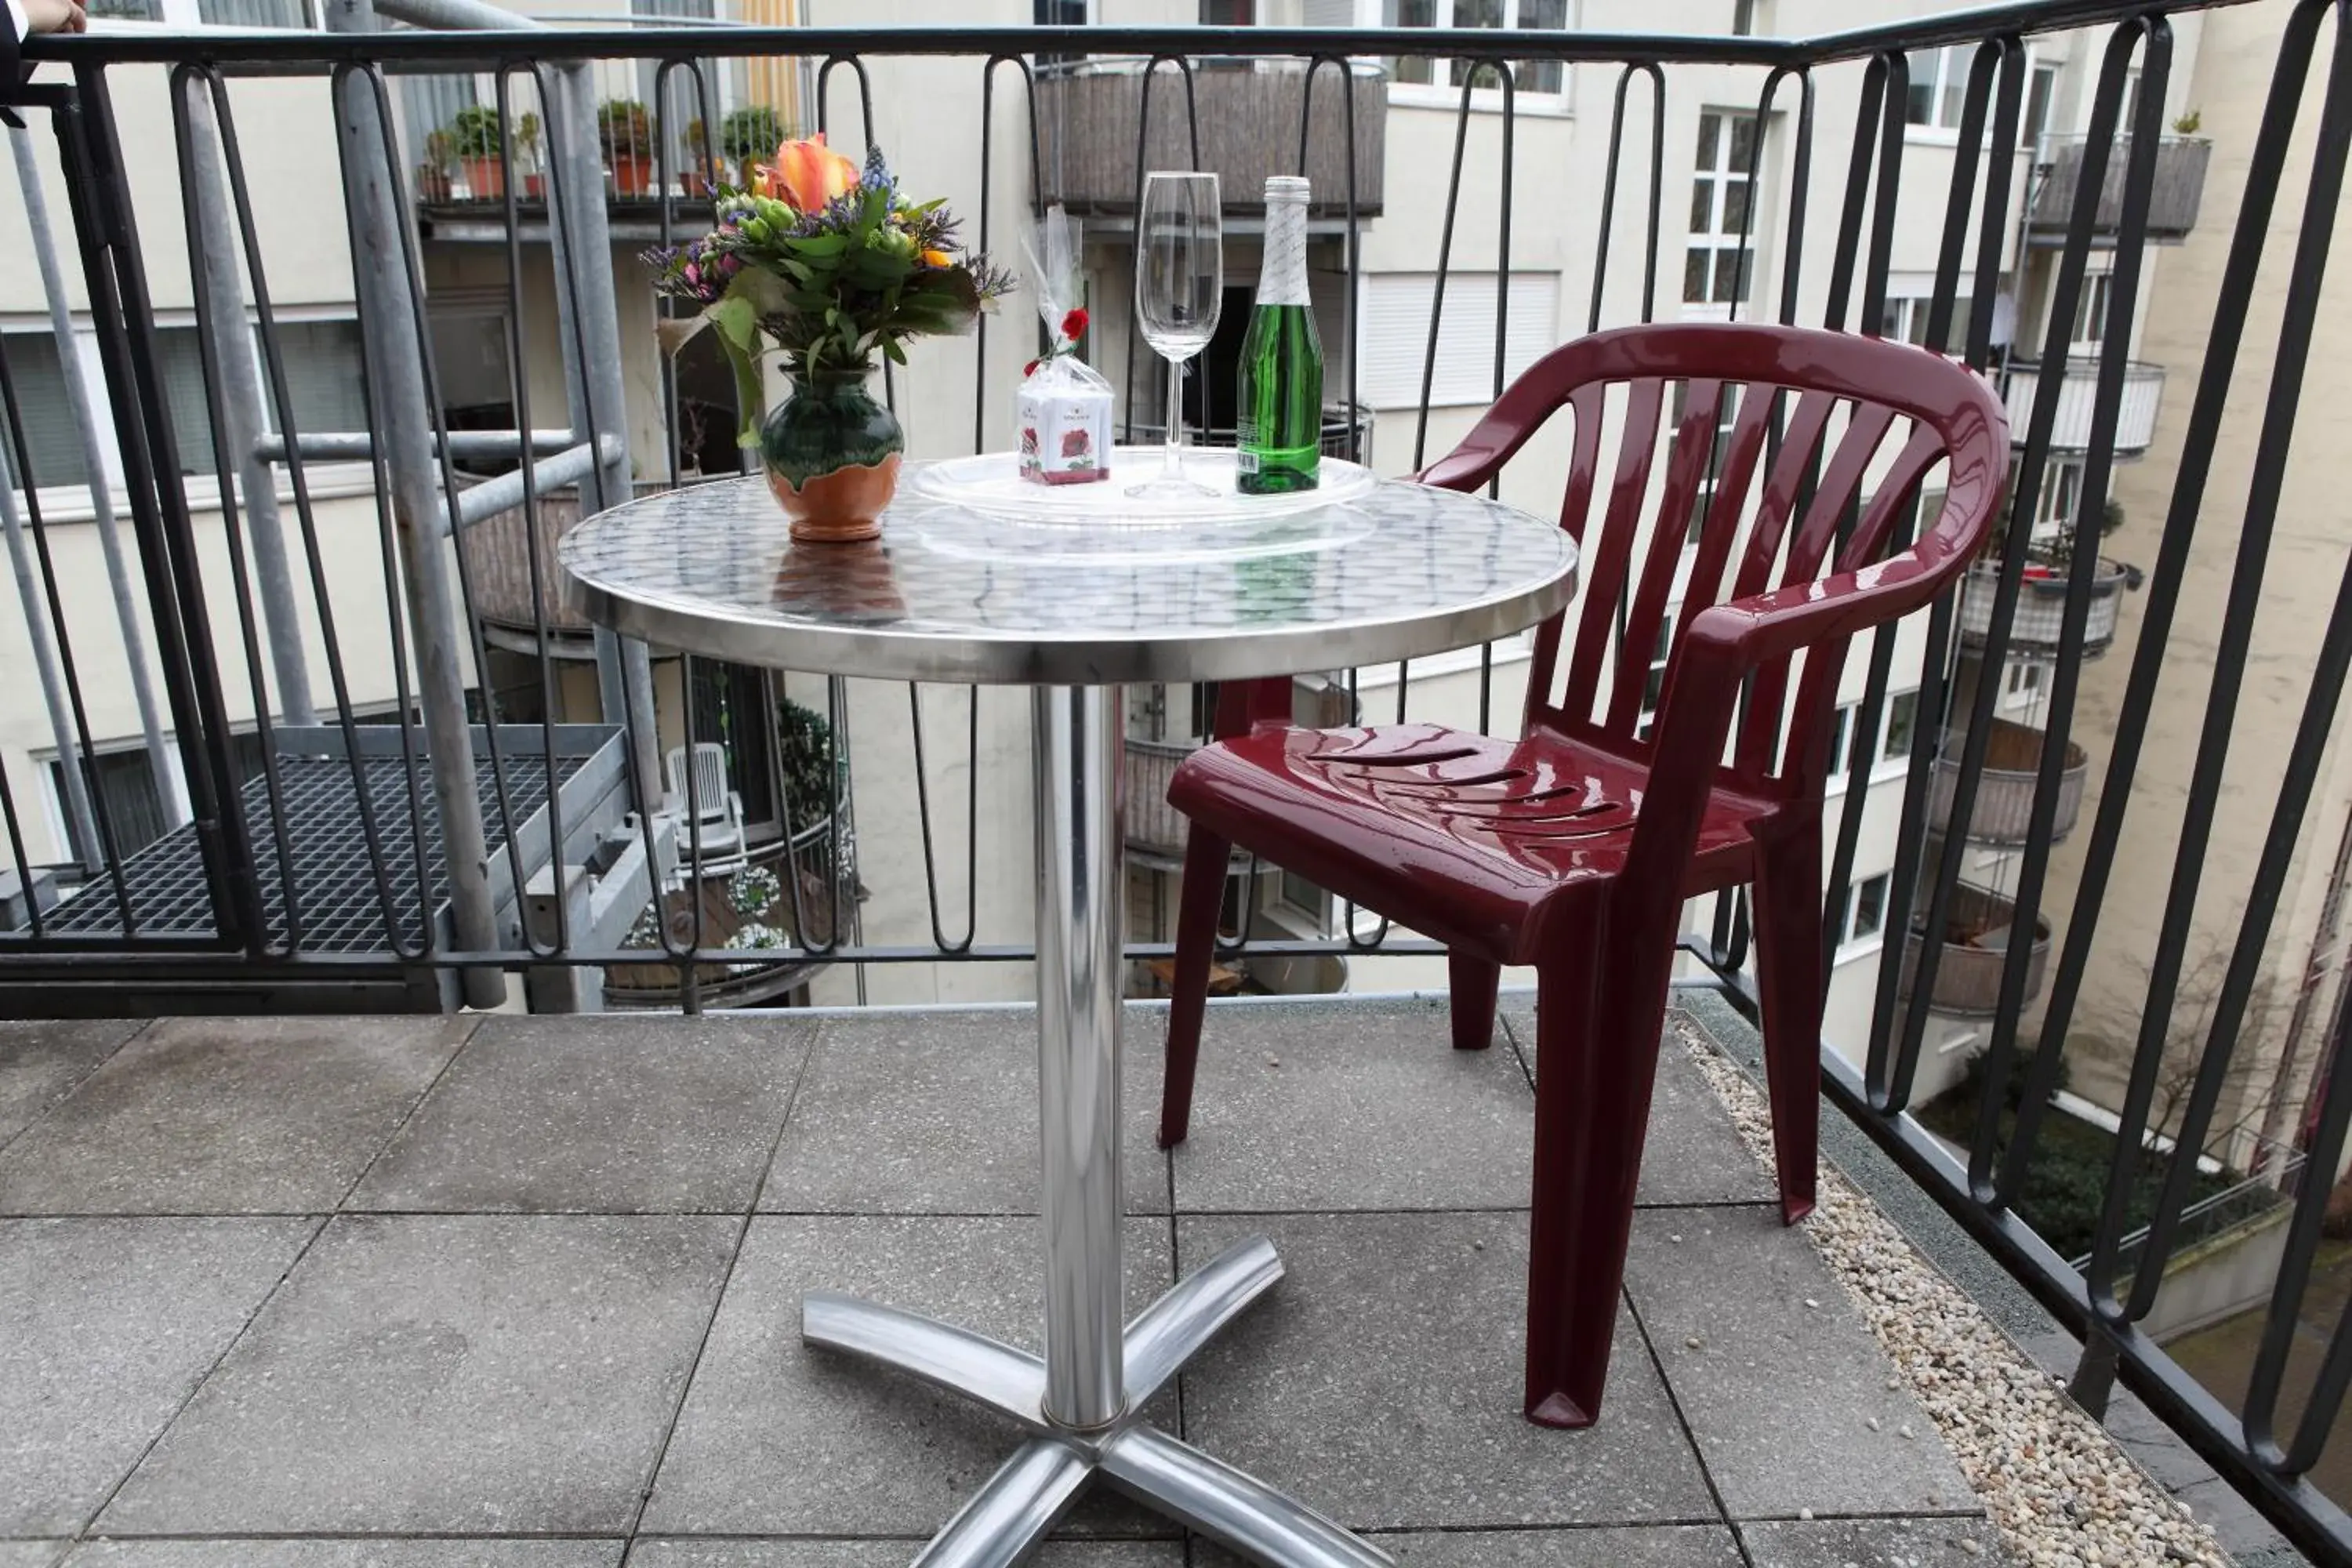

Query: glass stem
[1161,354,1185,481]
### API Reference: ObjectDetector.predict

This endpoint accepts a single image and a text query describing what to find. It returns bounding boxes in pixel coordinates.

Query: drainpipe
[181,85,318,730]
[0,444,100,872]
[8,127,180,821]
[325,0,504,1008]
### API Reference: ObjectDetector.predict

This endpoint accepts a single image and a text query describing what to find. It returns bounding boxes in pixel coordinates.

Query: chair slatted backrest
[664,742,732,824]
[1418,321,2004,804]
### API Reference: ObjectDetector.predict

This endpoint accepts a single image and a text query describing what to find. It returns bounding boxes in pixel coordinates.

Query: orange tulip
[920,248,953,268]
[759,132,859,214]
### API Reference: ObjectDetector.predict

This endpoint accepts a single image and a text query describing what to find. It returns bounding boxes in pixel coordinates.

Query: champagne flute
[1131,171,1223,498]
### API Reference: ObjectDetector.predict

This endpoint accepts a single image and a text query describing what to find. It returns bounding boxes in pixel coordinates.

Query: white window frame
[1823,689,1920,793]
[2037,455,2085,532]
[1878,289,1973,354]
[5,309,376,521]
[2067,269,2114,356]
[1635,612,1674,741]
[1835,869,1894,957]
[2004,659,2045,705]
[1683,110,1757,318]
[1904,44,1973,137]
[89,0,321,29]
[1363,0,1577,115]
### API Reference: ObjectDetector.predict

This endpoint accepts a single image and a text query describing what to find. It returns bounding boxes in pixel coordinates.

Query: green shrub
[445,103,508,161]
[718,104,785,165]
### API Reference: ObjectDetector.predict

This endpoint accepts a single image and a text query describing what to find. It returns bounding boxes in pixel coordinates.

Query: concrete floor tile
[1625,1208,1976,1519]
[1199,1524,1744,1566]
[758,1010,1167,1214]
[0,1544,69,1568]
[0,1020,143,1147]
[641,1214,1176,1538]
[1501,1002,1777,1208]
[1737,1515,2013,1566]
[65,1546,622,1568]
[1175,1212,1718,1529]
[351,1014,815,1214]
[96,1214,736,1535]
[0,1217,315,1536]
[0,1018,473,1215]
[1168,996,1532,1212]
[627,1544,1179,1566]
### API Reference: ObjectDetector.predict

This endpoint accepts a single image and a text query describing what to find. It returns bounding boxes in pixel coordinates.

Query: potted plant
[646,136,1012,543]
[416,129,456,203]
[1958,480,2142,659]
[598,99,656,198]
[446,104,509,201]
[718,104,785,190]
[515,110,543,199]
[681,118,713,198]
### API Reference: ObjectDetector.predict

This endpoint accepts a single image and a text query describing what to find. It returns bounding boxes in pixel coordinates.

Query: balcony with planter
[1958,557,2137,660]
[1032,57,1386,222]
[1900,879,2054,1016]
[1928,717,2089,845]
[2028,132,2211,244]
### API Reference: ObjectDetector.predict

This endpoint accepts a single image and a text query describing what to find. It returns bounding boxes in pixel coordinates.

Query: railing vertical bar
[169,64,305,953]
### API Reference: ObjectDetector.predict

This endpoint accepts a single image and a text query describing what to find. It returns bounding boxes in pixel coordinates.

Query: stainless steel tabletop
[557,464,1580,686]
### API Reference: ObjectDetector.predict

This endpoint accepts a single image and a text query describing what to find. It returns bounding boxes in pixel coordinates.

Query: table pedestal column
[800,687,1393,1568]
[1032,684,1127,1430]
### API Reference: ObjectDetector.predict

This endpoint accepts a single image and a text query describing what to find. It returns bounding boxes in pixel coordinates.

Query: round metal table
[561,459,1579,1568]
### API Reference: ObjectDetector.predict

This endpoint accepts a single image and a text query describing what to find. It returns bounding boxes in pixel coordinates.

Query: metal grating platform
[39,751,581,953]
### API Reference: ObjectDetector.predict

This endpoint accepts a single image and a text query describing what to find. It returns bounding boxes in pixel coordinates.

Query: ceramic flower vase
[760,372,904,544]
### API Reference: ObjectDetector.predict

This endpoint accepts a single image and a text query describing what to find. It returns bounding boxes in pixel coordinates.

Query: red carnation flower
[1024,358,1040,376]
[1060,307,1088,344]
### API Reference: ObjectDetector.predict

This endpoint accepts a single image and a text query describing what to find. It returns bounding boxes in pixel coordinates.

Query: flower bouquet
[647,134,1013,542]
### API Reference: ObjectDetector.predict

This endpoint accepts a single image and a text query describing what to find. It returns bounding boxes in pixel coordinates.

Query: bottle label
[1259,197,1310,307]
[1236,448,1259,474]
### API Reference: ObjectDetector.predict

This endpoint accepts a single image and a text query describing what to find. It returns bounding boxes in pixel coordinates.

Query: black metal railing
[5,2,2351,1558]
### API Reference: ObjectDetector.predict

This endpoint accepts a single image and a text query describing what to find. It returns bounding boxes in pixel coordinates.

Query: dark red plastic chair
[1156,322,2009,1429]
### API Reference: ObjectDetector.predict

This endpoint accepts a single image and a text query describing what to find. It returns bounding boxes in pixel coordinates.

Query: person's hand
[24,0,89,35]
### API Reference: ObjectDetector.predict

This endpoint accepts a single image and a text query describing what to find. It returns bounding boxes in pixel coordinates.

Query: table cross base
[803,1235,1395,1568]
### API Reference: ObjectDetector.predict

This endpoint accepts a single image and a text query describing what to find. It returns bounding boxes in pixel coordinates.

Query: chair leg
[1750,828,1823,1225]
[1160,824,1232,1150]
[1522,918,1661,1429]
[1447,950,1500,1051]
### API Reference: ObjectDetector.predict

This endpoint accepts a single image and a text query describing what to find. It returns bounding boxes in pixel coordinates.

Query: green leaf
[704,296,768,447]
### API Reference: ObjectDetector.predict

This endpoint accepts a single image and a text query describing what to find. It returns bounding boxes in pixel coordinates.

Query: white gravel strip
[1670,1013,2236,1568]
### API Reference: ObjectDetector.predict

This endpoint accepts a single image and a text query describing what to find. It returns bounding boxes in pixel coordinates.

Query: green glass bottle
[1236,174,1323,495]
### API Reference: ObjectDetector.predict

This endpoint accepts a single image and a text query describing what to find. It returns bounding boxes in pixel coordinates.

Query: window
[1878,293,1975,354]
[1838,871,1893,948]
[2069,272,2112,352]
[0,332,92,489]
[1882,690,1918,763]
[1636,614,1674,740]
[1199,0,1252,18]
[1905,45,1972,132]
[2024,61,2060,151]
[2005,661,2044,701]
[1377,0,1573,103]
[88,0,315,24]
[46,748,172,865]
[1358,270,1559,408]
[2037,456,2084,530]
[1671,380,1744,545]
[1731,0,1759,35]
[5,318,367,497]
[1827,691,1918,779]
[1684,111,1756,311]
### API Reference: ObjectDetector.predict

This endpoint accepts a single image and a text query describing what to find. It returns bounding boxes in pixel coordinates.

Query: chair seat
[1167,723,1777,965]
